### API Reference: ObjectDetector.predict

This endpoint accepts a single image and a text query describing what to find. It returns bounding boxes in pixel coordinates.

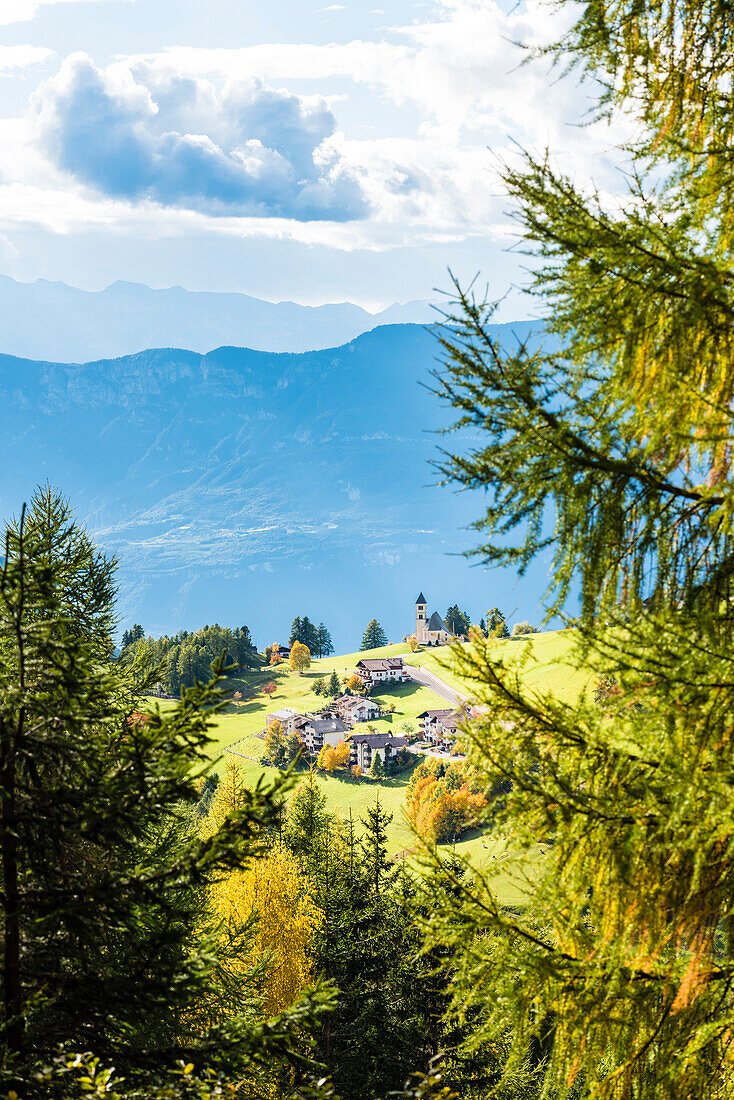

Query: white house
[414,592,454,646]
[350,732,408,771]
[354,657,409,687]
[333,694,380,724]
[416,708,463,746]
[265,707,301,735]
[301,716,350,755]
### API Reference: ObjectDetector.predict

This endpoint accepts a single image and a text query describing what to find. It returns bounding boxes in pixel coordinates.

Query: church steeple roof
[427,610,449,633]
[416,592,427,605]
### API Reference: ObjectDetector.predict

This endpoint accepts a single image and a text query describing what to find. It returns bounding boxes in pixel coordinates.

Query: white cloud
[30,53,368,220]
[0,0,631,257]
[0,0,131,26]
[0,45,54,69]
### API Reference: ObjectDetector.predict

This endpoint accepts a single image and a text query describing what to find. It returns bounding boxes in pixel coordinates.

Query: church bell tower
[415,592,427,641]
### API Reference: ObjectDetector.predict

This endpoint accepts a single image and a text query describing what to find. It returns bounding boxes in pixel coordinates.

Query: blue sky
[0,0,622,313]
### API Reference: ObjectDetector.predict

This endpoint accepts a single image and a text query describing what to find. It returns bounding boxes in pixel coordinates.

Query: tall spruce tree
[423,3,734,1097]
[316,623,334,658]
[0,488,332,1095]
[361,619,388,650]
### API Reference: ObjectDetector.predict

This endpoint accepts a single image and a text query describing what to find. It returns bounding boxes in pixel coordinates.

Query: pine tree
[283,769,333,866]
[289,615,303,646]
[485,607,509,638]
[360,794,393,896]
[120,622,144,652]
[327,669,341,697]
[0,487,331,1091]
[316,622,334,658]
[424,3,734,1095]
[368,750,385,781]
[301,616,319,652]
[361,619,388,650]
[444,605,470,635]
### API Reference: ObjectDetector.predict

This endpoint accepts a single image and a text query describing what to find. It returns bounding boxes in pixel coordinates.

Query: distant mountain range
[0,275,435,362]
[0,320,547,649]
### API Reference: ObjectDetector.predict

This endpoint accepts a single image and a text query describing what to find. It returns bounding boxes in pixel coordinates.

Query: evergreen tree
[485,607,509,638]
[283,769,333,866]
[426,3,734,1095]
[361,619,388,650]
[0,487,331,1092]
[360,794,393,896]
[444,605,470,635]
[327,669,341,697]
[120,622,144,652]
[316,622,334,658]
[301,616,319,652]
[368,750,385,781]
[289,615,303,646]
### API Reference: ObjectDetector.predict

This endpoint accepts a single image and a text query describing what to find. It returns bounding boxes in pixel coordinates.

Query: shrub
[511,621,536,636]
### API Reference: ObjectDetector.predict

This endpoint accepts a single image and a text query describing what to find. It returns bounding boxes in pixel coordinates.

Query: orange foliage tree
[406,760,487,842]
[344,673,366,695]
[262,681,277,697]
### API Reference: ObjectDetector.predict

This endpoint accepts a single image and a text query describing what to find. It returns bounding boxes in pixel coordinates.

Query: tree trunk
[2,742,23,1054]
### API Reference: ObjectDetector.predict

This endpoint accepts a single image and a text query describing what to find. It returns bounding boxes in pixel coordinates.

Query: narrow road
[407,663,469,708]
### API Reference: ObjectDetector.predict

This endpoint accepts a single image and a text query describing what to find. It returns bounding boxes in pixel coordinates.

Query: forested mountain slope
[0,320,543,646]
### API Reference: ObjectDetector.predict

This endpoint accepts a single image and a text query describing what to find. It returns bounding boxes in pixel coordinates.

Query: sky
[0,0,625,315]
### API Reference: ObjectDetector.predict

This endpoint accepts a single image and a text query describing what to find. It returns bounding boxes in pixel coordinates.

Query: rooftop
[427,610,450,633]
[350,734,408,749]
[356,657,406,671]
[307,718,351,734]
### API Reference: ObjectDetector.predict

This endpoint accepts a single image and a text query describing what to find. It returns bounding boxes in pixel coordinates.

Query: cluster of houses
[264,658,412,771]
[416,707,466,752]
[261,632,475,769]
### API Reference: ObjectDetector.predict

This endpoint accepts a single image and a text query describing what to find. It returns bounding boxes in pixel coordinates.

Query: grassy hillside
[148,638,572,902]
[151,644,448,859]
[405,628,593,705]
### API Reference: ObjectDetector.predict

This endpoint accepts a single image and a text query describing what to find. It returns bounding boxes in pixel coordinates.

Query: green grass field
[405,628,592,705]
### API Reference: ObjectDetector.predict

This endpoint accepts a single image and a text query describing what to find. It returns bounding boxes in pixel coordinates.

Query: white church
[414,592,454,646]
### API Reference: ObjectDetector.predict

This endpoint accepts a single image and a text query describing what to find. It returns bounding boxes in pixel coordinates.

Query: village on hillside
[256,591,478,776]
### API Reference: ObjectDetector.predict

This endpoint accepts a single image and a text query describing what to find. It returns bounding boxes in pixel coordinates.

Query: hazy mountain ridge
[0,275,435,362]
[0,319,544,648]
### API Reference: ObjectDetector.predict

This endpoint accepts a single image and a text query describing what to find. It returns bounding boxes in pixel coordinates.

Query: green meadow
[405,628,593,705]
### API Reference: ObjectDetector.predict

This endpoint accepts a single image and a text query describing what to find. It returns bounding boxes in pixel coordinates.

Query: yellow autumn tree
[344,673,365,695]
[317,743,338,772]
[333,739,351,768]
[208,845,320,1017]
[289,640,311,675]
